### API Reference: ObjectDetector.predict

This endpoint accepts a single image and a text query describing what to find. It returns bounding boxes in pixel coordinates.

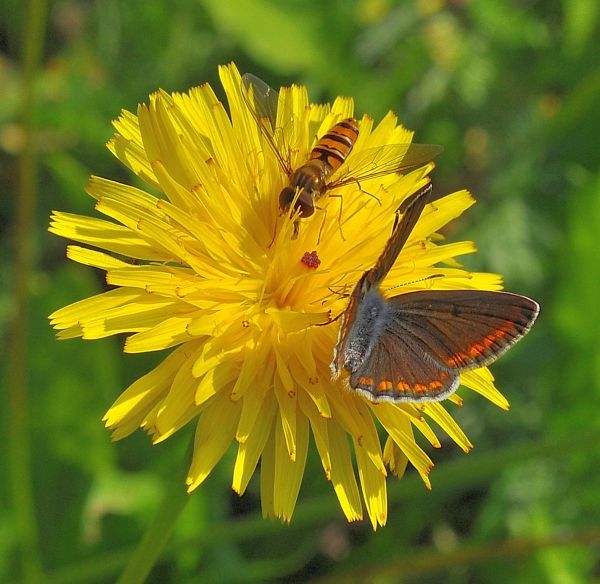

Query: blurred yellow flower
[49,63,508,529]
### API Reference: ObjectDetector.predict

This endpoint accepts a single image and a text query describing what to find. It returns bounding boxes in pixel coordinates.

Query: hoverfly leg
[326,193,346,242]
[316,207,327,246]
[267,215,279,249]
[353,179,382,206]
[291,220,300,240]
[316,205,343,246]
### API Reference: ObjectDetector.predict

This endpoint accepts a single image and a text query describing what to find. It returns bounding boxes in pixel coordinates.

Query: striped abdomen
[279,118,359,218]
[309,118,359,177]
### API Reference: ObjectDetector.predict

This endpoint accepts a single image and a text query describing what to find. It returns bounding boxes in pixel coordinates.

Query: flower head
[49,63,509,529]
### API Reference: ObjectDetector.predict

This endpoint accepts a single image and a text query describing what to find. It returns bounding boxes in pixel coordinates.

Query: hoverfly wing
[241,73,292,175]
[241,73,279,133]
[328,143,443,189]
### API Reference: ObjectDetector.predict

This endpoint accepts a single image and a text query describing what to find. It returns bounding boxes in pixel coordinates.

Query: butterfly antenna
[385,273,444,292]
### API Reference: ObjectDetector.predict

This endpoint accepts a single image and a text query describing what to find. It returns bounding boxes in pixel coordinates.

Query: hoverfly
[241,73,442,239]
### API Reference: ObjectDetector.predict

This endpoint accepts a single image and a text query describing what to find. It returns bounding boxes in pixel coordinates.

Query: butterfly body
[334,280,389,376]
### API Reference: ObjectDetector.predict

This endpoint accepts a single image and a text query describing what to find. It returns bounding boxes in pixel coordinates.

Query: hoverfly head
[279,186,315,218]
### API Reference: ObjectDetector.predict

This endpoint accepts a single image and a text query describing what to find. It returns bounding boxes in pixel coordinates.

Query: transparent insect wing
[242,73,279,133]
[328,143,443,189]
[242,73,295,175]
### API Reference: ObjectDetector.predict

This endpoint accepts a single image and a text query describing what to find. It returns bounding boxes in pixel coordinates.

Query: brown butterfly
[331,183,539,402]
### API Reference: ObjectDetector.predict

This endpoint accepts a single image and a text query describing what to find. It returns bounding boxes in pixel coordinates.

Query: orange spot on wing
[377,380,393,391]
[446,355,462,367]
[468,343,486,357]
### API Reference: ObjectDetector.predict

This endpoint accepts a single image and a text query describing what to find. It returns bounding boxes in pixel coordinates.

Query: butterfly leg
[314,308,344,326]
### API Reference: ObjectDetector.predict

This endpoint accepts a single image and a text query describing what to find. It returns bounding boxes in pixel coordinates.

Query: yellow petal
[186,393,241,491]
[273,410,309,522]
[354,436,387,529]
[383,436,409,479]
[274,350,297,461]
[375,404,434,489]
[260,423,276,520]
[232,393,277,495]
[327,421,363,522]
[461,368,510,410]
[298,391,331,479]
[103,345,190,437]
[49,211,169,261]
[422,401,473,452]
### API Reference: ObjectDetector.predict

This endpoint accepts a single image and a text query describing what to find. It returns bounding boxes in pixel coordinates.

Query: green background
[2,0,600,582]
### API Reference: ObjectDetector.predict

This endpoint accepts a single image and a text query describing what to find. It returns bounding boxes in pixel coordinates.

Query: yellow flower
[49,63,508,529]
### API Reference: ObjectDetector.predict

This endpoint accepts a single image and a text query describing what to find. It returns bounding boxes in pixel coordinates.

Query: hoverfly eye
[279,187,296,212]
[297,194,315,218]
[279,187,315,218]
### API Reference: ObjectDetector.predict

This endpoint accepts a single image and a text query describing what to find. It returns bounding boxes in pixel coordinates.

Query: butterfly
[330,183,540,403]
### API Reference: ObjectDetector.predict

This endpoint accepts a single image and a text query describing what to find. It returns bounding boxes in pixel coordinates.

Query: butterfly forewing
[386,290,539,371]
[366,183,432,288]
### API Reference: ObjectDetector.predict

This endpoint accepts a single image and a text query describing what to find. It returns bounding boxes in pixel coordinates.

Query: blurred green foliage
[2,0,600,582]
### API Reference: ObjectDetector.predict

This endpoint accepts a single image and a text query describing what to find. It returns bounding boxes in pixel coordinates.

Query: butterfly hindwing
[349,322,460,402]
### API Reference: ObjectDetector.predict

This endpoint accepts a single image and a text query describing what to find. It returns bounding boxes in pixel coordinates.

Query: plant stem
[116,438,194,584]
[314,528,600,582]
[9,0,48,581]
